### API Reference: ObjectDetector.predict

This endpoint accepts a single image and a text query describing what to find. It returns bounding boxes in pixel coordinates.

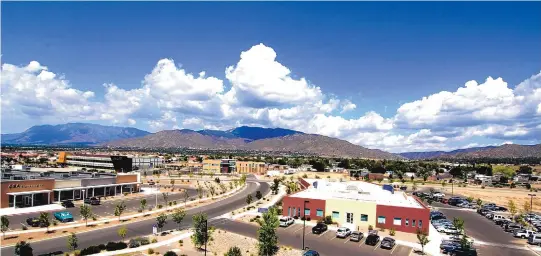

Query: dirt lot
[424,184,541,212]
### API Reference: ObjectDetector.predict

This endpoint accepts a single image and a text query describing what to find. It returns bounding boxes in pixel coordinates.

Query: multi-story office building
[57,152,162,172]
[202,159,221,173]
[236,161,267,174]
[220,159,236,173]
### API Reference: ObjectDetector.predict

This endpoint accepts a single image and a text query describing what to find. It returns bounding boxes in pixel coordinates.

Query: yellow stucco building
[236,161,267,174]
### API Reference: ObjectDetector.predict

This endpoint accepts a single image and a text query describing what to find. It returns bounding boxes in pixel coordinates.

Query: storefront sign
[8,183,44,189]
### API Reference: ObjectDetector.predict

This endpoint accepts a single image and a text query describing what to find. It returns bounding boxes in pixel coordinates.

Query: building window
[332,211,340,219]
[288,207,291,216]
[316,209,324,217]
[412,220,416,227]
[361,214,368,222]
[292,207,296,216]
[305,208,311,216]
[346,213,354,224]
[298,208,301,217]
[377,216,386,224]
[406,219,409,226]
[419,220,423,228]
[393,218,402,226]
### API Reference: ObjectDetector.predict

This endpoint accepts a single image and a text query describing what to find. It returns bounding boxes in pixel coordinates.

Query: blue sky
[2,2,541,152]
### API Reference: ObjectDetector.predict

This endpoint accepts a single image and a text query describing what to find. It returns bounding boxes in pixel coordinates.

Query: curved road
[1,181,269,256]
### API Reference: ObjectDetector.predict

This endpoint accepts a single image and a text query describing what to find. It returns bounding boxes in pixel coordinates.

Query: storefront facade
[1,179,55,208]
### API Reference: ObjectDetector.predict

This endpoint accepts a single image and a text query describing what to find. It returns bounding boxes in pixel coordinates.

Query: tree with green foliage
[246,194,253,205]
[164,251,178,256]
[118,226,127,240]
[197,185,204,199]
[1,215,9,239]
[453,217,465,236]
[183,190,190,206]
[191,213,212,250]
[240,174,247,185]
[271,179,280,195]
[67,232,78,251]
[416,229,429,255]
[156,213,168,232]
[476,198,483,208]
[39,212,51,233]
[172,208,186,230]
[15,241,33,256]
[256,191,263,200]
[140,198,147,211]
[493,165,515,178]
[162,192,170,209]
[509,200,517,218]
[257,207,280,256]
[518,166,533,174]
[114,201,127,221]
[225,246,242,256]
[80,204,92,227]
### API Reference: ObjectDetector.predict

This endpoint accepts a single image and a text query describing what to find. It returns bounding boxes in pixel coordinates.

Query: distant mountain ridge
[1,123,150,145]
[400,144,541,159]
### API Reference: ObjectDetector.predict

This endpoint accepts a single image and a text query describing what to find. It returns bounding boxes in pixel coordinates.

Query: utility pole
[302,200,309,250]
[528,194,536,214]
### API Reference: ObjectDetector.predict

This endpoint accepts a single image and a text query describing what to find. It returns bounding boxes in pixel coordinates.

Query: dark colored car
[448,198,464,206]
[495,206,508,212]
[350,231,363,242]
[148,181,156,185]
[505,223,523,233]
[26,217,44,227]
[431,215,446,221]
[365,230,380,246]
[450,248,478,256]
[380,237,395,249]
[311,223,328,234]
[61,200,75,208]
[84,197,101,205]
[303,250,320,256]
[495,219,511,227]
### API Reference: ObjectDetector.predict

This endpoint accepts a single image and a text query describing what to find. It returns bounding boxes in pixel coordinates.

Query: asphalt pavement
[5,185,198,227]
[214,219,414,256]
[0,181,268,256]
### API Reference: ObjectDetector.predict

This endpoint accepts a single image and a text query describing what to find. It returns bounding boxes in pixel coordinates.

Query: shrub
[324,216,333,224]
[389,228,396,236]
[164,251,178,256]
[92,216,97,221]
[80,245,101,255]
[302,174,308,178]
[22,225,28,230]
[173,201,177,205]
[368,225,374,230]
[53,220,58,226]
[105,242,127,251]
[73,250,81,256]
[293,216,299,219]
[510,183,516,189]
[306,217,311,221]
[379,227,386,232]
[157,204,163,209]
[151,238,158,243]
[138,209,143,213]
[178,240,183,246]
[148,248,155,254]
[123,192,129,196]
[526,183,532,189]
[128,239,140,248]
[481,185,486,189]
[137,237,150,245]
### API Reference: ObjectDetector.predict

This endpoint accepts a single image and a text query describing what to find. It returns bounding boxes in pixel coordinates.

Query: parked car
[441,243,461,254]
[336,227,352,238]
[492,215,507,222]
[505,223,524,233]
[302,249,320,256]
[514,230,537,239]
[477,209,490,216]
[433,192,445,197]
[495,219,512,227]
[437,225,460,235]
[279,216,294,227]
[365,230,380,246]
[350,231,363,242]
[450,248,478,256]
[431,215,447,221]
[61,200,75,208]
[148,181,155,185]
[54,211,74,223]
[494,206,508,212]
[25,217,44,227]
[84,197,101,205]
[528,234,541,245]
[484,213,494,219]
[380,237,395,249]
[448,197,465,206]
[311,223,328,234]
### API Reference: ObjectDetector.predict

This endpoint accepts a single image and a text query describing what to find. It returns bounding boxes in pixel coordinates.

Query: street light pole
[528,194,536,214]
[302,200,309,250]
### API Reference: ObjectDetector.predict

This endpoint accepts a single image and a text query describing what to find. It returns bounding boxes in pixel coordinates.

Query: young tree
[441,181,446,188]
[476,198,483,208]
[79,204,93,227]
[412,181,418,191]
[416,229,430,255]
[39,212,51,233]
[229,182,233,190]
[271,179,280,195]
[240,174,247,185]
[246,194,253,205]
[191,213,212,250]
[197,185,204,199]
[115,201,127,221]
[67,232,78,251]
[172,208,186,230]
[508,200,517,218]
[183,190,190,206]
[257,207,280,256]
[209,186,216,199]
[118,226,127,240]
[162,192,170,209]
[140,198,147,211]
[15,241,33,256]
[524,200,532,213]
[1,216,9,239]
[459,234,473,250]
[452,217,465,236]
[156,213,168,232]
[256,191,263,200]
[233,179,239,188]
[225,246,242,256]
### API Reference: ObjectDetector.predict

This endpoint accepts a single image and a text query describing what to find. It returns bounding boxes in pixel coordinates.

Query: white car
[336,227,352,238]
[515,230,537,239]
[279,216,294,227]
[433,192,445,197]
[437,225,459,235]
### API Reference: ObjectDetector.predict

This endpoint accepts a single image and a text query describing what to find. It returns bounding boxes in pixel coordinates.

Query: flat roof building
[282,178,430,234]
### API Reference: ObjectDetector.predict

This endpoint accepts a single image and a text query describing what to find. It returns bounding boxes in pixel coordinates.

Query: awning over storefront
[7,189,53,196]
[53,186,86,191]
[52,182,140,191]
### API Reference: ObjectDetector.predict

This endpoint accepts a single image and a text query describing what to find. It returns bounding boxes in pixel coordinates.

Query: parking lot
[215,219,414,256]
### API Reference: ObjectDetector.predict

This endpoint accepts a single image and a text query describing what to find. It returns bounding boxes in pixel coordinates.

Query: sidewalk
[0,204,65,216]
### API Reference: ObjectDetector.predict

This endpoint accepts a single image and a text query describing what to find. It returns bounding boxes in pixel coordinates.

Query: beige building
[236,161,267,174]
[202,159,221,173]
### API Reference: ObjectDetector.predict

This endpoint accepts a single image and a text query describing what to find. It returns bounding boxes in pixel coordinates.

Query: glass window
[288,207,291,216]
[406,218,409,226]
[361,214,368,222]
[377,216,386,224]
[346,213,354,224]
[412,220,416,227]
[393,218,402,225]
[305,208,311,216]
[419,220,423,228]
[332,211,340,219]
[298,208,301,217]
[316,209,324,217]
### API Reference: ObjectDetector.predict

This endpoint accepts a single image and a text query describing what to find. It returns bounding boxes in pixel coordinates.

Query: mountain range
[2,123,539,159]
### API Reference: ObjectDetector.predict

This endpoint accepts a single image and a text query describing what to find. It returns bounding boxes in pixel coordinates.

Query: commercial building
[282,179,430,234]
[202,159,236,173]
[236,161,267,174]
[1,169,141,208]
[220,159,236,173]
[57,152,162,172]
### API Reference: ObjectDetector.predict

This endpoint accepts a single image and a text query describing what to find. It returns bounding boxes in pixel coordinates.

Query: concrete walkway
[0,204,65,216]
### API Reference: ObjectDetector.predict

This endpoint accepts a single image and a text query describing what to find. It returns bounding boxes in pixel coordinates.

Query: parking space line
[407,247,413,256]
[329,236,336,241]
[390,245,398,254]
[359,237,365,247]
[293,226,305,233]
[373,240,382,251]
[318,230,328,237]
[343,238,349,243]
[284,224,294,230]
